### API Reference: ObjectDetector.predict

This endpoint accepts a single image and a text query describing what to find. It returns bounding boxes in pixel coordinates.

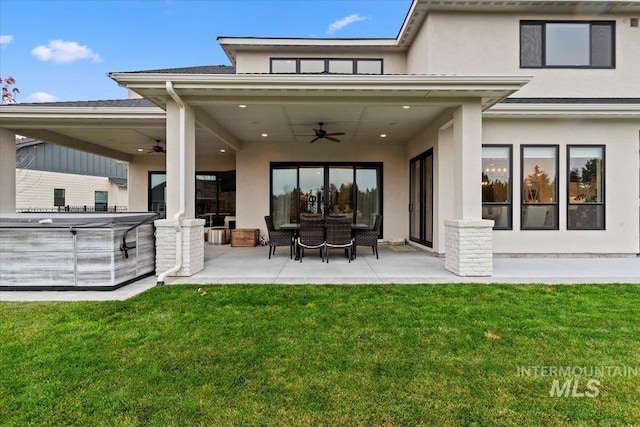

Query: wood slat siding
[0,224,155,288]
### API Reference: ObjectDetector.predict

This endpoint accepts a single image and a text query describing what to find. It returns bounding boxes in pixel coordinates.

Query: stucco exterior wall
[406,113,455,255]
[407,11,640,98]
[128,155,166,212]
[15,169,128,210]
[483,118,640,254]
[235,139,408,240]
[235,50,407,74]
[404,114,639,255]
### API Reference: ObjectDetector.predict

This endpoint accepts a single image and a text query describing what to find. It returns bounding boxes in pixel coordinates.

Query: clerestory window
[271,58,383,74]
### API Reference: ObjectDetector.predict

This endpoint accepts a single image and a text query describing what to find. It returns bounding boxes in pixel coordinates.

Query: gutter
[157,81,187,285]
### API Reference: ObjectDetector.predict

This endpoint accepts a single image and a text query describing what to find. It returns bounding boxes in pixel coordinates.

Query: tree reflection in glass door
[328,166,354,215]
[299,167,324,215]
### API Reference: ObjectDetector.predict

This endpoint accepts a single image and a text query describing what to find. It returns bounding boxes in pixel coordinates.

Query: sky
[0,0,412,103]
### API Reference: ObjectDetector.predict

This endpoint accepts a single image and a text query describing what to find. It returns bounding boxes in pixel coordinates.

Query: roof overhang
[1,74,530,160]
[487,100,640,119]
[106,72,529,150]
[109,73,530,110]
[0,104,166,161]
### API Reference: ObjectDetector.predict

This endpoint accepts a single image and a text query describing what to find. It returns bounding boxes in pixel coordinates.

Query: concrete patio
[2,243,638,302]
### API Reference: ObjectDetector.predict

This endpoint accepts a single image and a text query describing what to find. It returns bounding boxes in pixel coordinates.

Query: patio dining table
[279,222,370,260]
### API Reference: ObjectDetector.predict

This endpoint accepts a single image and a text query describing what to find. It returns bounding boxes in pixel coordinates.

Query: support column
[0,129,16,214]
[165,99,196,219]
[155,97,204,279]
[444,102,493,276]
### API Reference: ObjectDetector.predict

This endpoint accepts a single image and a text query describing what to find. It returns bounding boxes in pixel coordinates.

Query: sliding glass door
[271,163,382,234]
[409,150,433,247]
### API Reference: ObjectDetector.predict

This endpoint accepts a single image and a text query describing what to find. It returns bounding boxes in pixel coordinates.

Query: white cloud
[0,35,14,45]
[327,14,369,35]
[27,92,58,103]
[31,40,102,64]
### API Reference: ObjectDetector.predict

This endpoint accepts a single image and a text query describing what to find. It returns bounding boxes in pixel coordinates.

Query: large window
[196,171,236,226]
[270,163,382,234]
[148,172,167,213]
[520,21,615,68]
[521,146,559,230]
[567,146,605,230]
[148,171,236,221]
[271,58,383,74]
[482,145,512,230]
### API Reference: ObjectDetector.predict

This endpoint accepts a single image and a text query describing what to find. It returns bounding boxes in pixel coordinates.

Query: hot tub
[0,212,159,290]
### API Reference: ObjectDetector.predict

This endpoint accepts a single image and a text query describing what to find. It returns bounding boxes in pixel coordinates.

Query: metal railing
[17,205,128,213]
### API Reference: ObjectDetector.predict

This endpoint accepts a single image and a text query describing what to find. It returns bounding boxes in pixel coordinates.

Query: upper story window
[271,58,383,75]
[520,21,615,68]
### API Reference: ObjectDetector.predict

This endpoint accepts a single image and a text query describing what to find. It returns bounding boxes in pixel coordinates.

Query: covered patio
[1,73,532,283]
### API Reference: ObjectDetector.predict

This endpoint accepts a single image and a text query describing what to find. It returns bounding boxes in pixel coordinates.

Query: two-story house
[1,0,639,280]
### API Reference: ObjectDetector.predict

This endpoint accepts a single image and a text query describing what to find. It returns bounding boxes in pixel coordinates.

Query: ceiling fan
[309,122,345,143]
[148,139,166,154]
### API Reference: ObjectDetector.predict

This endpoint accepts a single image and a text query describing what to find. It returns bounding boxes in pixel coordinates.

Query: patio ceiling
[0,74,530,161]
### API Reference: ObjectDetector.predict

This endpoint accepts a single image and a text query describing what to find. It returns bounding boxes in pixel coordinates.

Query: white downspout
[157,80,186,285]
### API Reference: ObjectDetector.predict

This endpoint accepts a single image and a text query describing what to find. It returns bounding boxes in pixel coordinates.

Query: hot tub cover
[0,212,160,228]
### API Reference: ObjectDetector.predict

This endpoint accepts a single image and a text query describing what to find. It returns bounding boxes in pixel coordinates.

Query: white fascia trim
[216,37,398,48]
[0,105,165,121]
[110,73,531,91]
[486,103,640,118]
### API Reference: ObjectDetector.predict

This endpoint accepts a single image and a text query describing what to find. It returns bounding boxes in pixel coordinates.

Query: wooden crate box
[231,228,259,247]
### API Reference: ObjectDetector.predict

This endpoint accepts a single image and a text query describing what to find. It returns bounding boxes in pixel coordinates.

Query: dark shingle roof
[122,65,236,74]
[502,98,640,104]
[8,99,158,108]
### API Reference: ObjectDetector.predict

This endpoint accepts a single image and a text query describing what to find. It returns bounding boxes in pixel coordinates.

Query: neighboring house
[15,139,128,212]
[1,0,639,278]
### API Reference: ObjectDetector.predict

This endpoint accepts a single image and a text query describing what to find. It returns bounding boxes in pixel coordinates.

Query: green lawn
[1,284,639,426]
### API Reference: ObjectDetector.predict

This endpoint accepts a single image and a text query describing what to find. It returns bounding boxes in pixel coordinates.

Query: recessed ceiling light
[261,133,268,137]
[238,104,247,108]
[402,105,411,109]
[137,148,144,152]
[380,134,387,138]
[220,149,226,153]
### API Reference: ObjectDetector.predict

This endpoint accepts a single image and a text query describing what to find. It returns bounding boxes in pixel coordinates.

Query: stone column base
[155,218,205,277]
[444,219,494,276]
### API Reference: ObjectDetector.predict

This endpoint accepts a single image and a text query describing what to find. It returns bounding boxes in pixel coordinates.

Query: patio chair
[354,214,381,259]
[296,214,325,262]
[324,215,354,263]
[264,216,292,259]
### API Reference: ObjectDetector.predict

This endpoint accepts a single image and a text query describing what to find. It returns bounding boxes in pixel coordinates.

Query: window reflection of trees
[570,158,601,202]
[482,173,509,203]
[523,164,554,203]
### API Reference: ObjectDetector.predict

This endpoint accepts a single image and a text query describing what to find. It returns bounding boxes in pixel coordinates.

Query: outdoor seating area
[265,214,381,263]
